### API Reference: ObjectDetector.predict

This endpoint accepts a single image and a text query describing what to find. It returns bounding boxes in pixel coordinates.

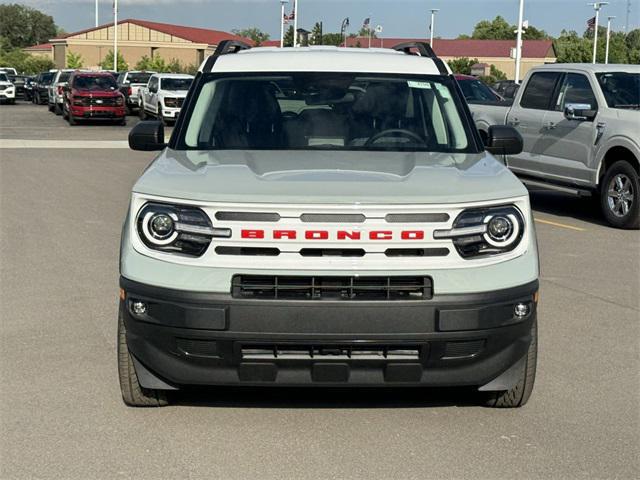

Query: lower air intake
[232,275,433,301]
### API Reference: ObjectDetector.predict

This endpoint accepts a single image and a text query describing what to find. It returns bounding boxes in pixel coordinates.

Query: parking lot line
[534,217,586,232]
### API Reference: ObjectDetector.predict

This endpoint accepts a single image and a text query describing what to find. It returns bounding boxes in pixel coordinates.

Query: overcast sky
[7,0,639,39]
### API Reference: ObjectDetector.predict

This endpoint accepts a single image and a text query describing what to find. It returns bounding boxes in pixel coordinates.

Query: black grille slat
[215,212,281,222]
[232,275,433,301]
[300,213,366,223]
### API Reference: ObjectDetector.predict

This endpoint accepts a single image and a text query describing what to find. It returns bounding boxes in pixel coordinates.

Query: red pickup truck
[62,71,126,126]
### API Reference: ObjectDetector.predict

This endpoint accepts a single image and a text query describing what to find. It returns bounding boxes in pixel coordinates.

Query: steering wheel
[364,129,426,147]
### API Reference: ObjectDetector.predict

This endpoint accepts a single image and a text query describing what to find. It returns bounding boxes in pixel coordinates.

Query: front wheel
[139,104,147,120]
[600,160,640,230]
[54,102,62,115]
[117,310,168,407]
[484,318,537,408]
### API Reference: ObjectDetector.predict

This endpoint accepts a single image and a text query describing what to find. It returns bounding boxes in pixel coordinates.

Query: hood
[73,88,120,96]
[133,150,527,204]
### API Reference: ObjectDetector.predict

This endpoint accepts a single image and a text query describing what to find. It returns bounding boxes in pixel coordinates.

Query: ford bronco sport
[119,42,539,408]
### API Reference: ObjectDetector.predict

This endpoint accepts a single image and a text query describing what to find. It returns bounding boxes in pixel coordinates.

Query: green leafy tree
[320,33,344,46]
[357,26,377,39]
[0,3,58,49]
[100,49,128,71]
[470,15,548,40]
[0,46,54,74]
[311,22,323,45]
[232,27,270,46]
[447,57,479,75]
[66,51,84,69]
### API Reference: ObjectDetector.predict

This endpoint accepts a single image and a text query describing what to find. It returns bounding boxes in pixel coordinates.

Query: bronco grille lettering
[239,229,428,241]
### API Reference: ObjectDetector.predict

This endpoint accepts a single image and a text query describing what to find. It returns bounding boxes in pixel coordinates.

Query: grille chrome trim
[241,344,422,361]
[386,213,450,223]
[300,213,366,223]
[215,211,281,222]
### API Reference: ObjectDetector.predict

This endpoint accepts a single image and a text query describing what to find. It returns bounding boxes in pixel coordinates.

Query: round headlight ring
[483,213,521,248]
[141,210,179,246]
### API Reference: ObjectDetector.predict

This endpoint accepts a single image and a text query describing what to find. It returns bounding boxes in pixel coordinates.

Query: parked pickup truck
[116,71,155,114]
[139,73,194,124]
[470,64,640,229]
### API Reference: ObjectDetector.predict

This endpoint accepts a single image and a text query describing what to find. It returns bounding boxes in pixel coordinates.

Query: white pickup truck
[470,64,640,229]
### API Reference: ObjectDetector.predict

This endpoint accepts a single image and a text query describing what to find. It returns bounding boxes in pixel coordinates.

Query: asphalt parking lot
[1,102,638,480]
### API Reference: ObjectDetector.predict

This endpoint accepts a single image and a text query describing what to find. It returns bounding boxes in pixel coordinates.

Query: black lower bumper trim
[120,277,538,389]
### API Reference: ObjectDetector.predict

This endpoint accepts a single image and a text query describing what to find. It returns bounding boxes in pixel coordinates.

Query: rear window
[161,78,193,91]
[520,72,561,110]
[458,78,499,103]
[58,71,72,83]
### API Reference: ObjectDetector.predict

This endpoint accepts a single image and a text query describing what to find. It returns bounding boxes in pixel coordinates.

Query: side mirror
[129,121,166,151]
[564,103,596,121]
[485,125,523,156]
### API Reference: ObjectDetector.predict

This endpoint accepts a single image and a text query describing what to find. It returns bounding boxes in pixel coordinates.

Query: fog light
[514,303,530,318]
[131,301,148,316]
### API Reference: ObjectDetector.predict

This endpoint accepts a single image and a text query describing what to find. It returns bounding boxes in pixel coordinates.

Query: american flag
[283,5,295,24]
[587,16,596,30]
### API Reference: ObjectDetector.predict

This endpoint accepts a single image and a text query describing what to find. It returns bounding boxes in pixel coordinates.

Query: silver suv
[470,64,640,229]
[119,42,539,408]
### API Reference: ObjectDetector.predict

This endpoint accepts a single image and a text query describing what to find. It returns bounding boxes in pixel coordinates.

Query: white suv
[139,73,194,124]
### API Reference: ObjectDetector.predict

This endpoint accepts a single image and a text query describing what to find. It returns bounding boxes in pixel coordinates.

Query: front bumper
[0,89,15,100]
[121,276,538,390]
[161,106,181,118]
[70,105,126,118]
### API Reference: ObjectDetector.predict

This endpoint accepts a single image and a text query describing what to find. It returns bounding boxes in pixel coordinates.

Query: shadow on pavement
[172,386,483,409]
[528,189,608,227]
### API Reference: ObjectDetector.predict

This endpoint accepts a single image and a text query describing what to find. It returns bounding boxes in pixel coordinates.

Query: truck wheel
[117,310,168,407]
[68,114,77,126]
[139,104,146,120]
[484,318,537,408]
[158,107,167,126]
[54,103,62,115]
[600,161,640,230]
[48,102,54,112]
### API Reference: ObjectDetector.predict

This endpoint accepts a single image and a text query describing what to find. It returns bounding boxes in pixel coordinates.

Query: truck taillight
[127,86,132,96]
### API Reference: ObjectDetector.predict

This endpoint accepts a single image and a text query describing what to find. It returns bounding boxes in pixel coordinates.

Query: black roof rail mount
[203,39,252,72]
[391,41,449,75]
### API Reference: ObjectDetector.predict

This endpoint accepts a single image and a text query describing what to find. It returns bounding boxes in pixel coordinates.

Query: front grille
[242,344,422,361]
[89,96,118,106]
[176,338,219,357]
[232,275,433,301]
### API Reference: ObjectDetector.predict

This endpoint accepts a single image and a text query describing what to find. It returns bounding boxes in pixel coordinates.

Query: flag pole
[113,0,118,71]
[368,16,372,48]
[514,0,525,84]
[429,9,439,48]
[95,0,99,27]
[605,15,615,63]
[589,2,609,64]
[293,0,298,47]
[280,0,286,48]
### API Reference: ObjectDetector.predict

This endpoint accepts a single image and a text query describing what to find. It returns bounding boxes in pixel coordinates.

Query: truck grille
[232,275,433,301]
[90,96,118,106]
[241,344,423,360]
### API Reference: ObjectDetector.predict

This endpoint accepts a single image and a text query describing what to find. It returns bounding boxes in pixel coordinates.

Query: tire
[62,102,68,120]
[484,318,537,408]
[117,117,127,127]
[139,104,147,120]
[48,102,54,112]
[54,102,62,115]
[158,107,166,126]
[600,160,640,229]
[68,114,77,126]
[117,309,168,407]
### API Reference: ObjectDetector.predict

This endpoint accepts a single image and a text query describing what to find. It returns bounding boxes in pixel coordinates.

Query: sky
[6,0,640,40]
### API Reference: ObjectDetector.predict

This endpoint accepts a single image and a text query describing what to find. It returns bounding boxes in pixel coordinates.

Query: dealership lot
[1,103,638,479]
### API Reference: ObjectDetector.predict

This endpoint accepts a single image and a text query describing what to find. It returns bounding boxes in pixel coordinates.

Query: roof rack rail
[202,39,252,72]
[391,41,449,75]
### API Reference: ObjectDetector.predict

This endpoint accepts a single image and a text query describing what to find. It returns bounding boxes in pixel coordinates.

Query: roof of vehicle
[71,71,115,77]
[123,70,156,74]
[531,63,640,74]
[152,73,195,79]
[207,46,444,75]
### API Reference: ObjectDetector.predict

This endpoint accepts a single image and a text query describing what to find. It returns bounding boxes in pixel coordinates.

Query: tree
[311,22,323,45]
[66,51,84,69]
[232,27,269,46]
[283,25,294,47]
[357,26,377,39]
[0,4,58,49]
[470,15,548,41]
[0,45,55,74]
[554,30,592,63]
[320,33,344,47]
[100,50,128,71]
[447,57,479,75]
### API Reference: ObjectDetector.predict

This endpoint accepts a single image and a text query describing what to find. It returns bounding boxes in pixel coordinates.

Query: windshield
[74,75,118,91]
[180,73,473,153]
[596,72,640,109]
[161,77,193,91]
[458,78,500,103]
[127,72,153,84]
[0,73,8,82]
[58,71,72,83]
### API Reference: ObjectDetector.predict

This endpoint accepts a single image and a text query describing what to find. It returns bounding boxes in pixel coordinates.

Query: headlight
[137,203,216,257]
[434,205,525,259]
[116,96,124,106]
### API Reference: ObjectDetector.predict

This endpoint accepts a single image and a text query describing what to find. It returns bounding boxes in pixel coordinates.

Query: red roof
[345,37,555,59]
[51,18,250,46]
[261,40,281,47]
[24,43,52,50]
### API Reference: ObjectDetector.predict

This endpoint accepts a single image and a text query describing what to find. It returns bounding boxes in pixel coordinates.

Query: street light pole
[95,0,99,27]
[589,2,609,64]
[280,0,288,48]
[429,9,439,47]
[605,15,615,63]
[514,0,525,84]
[113,0,118,71]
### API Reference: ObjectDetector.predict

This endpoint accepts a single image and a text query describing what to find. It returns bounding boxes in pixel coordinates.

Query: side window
[520,72,561,110]
[555,73,598,111]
